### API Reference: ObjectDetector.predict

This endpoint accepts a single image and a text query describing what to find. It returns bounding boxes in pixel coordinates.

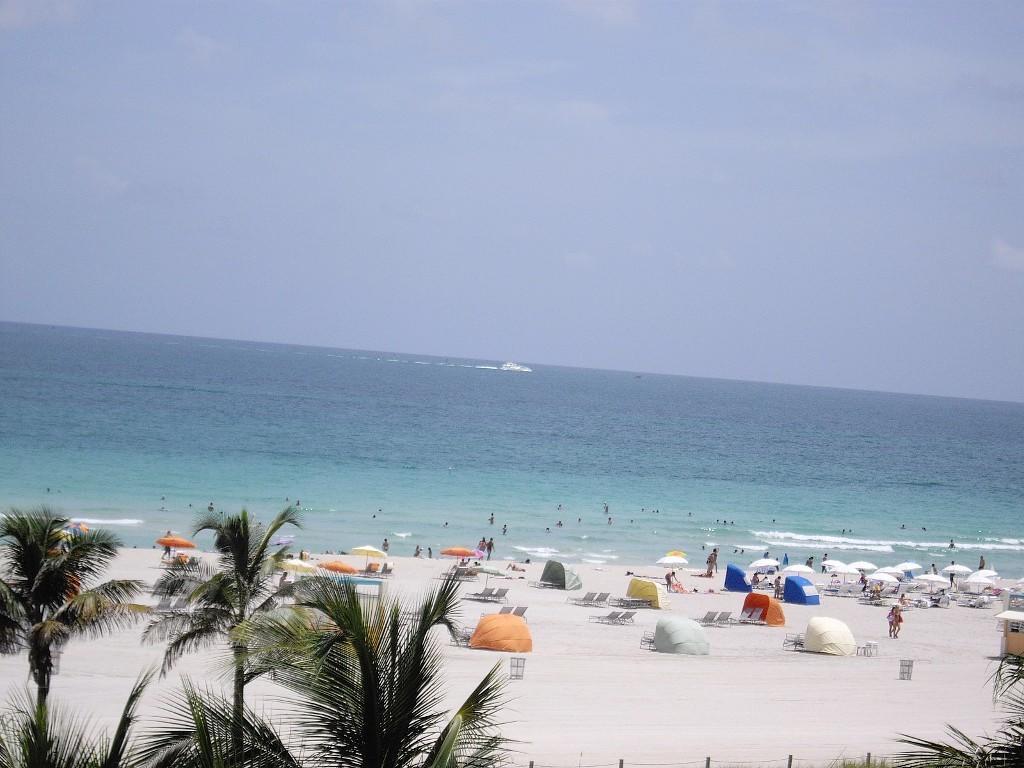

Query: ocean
[1,321,1022,576]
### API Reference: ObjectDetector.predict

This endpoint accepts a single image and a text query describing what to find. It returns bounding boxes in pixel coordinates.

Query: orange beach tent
[469,614,533,653]
[740,592,786,626]
[320,561,358,574]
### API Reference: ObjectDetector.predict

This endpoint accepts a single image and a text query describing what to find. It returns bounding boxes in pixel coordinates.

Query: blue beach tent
[783,575,820,606]
[724,563,752,593]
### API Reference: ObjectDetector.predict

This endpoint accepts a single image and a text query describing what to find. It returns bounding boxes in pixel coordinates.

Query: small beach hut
[783,575,820,605]
[469,614,532,653]
[740,592,786,626]
[653,616,709,655]
[724,563,752,593]
[538,560,582,590]
[626,578,664,609]
[804,617,856,656]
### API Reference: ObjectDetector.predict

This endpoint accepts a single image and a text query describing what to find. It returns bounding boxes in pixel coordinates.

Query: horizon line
[2,318,1021,407]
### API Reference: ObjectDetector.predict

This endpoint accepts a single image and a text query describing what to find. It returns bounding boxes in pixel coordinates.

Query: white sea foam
[581,558,607,564]
[513,545,559,556]
[393,532,412,538]
[71,517,144,526]
[475,365,499,370]
[752,529,1024,553]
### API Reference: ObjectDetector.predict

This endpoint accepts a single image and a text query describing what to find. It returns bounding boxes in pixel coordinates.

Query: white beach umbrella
[657,555,689,566]
[280,558,317,574]
[965,573,995,585]
[915,573,949,593]
[847,561,877,571]
[973,569,999,579]
[782,564,814,574]
[821,560,847,571]
[749,558,779,569]
[893,562,923,572]
[875,566,904,576]
[867,571,900,584]
[942,564,973,575]
[830,563,861,575]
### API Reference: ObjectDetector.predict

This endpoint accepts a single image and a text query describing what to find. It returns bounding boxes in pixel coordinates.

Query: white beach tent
[749,558,780,569]
[964,574,996,593]
[804,617,856,657]
[821,560,847,571]
[973,569,999,579]
[652,616,710,656]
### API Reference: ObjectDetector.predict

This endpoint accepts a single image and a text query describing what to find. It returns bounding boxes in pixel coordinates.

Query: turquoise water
[1,321,1022,575]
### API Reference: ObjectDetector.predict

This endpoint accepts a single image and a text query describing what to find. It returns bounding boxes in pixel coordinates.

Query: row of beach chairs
[464,587,510,603]
[588,610,636,625]
[695,611,733,627]
[482,606,528,621]
[568,591,609,606]
[153,596,189,612]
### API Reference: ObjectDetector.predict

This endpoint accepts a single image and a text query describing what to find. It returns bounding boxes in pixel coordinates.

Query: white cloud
[0,0,75,30]
[992,238,1024,273]
[176,27,225,64]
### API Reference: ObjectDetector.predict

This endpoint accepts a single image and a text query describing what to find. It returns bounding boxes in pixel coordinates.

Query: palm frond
[135,679,298,768]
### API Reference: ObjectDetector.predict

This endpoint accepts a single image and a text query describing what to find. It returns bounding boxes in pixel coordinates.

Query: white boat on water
[500,361,532,373]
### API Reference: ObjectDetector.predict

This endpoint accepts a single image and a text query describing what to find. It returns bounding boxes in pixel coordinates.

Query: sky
[1,1,1023,402]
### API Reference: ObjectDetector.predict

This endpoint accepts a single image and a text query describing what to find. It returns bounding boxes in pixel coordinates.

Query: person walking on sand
[486,538,494,560]
[382,538,389,554]
[773,575,783,600]
[888,605,904,638]
[162,530,173,559]
[711,548,719,573]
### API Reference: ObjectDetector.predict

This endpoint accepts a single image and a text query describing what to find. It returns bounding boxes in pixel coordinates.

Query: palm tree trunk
[31,646,52,708]
[232,643,245,759]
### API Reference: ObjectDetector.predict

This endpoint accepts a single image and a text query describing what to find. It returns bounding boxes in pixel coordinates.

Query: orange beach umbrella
[156,535,195,549]
[441,547,476,558]
[320,560,358,574]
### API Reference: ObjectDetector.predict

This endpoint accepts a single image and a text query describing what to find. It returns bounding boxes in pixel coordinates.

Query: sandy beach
[0,548,1004,765]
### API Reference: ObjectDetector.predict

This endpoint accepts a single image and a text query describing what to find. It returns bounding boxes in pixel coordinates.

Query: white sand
[0,549,1004,764]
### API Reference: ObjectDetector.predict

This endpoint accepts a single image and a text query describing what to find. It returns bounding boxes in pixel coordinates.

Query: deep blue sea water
[1,322,1022,575]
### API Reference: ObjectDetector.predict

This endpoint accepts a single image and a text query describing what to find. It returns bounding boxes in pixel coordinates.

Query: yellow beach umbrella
[281,558,317,574]
[665,550,687,557]
[350,545,386,558]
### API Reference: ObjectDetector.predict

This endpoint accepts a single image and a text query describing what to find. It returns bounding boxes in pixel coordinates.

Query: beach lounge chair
[713,611,732,627]
[451,628,473,647]
[616,611,637,624]
[641,631,655,650]
[465,588,495,601]
[696,611,717,626]
[488,588,510,604]
[589,592,610,606]
[589,611,623,623]
[512,606,528,619]
[783,633,805,651]
[568,592,597,605]
[154,595,172,612]
[498,606,514,614]
[738,607,765,624]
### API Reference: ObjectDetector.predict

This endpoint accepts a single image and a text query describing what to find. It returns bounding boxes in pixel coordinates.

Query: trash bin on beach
[899,659,914,680]
[510,657,526,680]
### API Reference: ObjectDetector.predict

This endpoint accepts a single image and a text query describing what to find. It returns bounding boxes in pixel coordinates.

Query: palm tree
[238,574,510,768]
[0,671,151,768]
[895,654,1024,767]
[132,679,298,768]
[0,507,147,707]
[142,506,300,758]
